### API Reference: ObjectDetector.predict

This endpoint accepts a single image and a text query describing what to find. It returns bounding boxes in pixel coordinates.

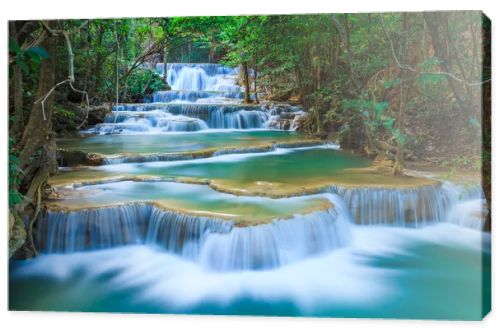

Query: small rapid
[12,221,488,318]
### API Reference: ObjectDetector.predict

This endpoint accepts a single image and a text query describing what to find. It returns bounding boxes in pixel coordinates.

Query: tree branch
[379,13,489,87]
[34,24,90,127]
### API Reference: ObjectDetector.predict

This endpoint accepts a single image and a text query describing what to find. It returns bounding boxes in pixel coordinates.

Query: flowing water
[9,63,490,319]
[57,130,305,155]
[52,146,370,185]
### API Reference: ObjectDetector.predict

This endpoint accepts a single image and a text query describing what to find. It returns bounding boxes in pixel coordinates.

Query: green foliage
[8,13,485,172]
[418,57,442,71]
[9,37,49,74]
[343,98,393,130]
[415,57,448,90]
[126,69,166,99]
[417,73,447,85]
[342,97,409,146]
[383,78,400,89]
[53,105,78,130]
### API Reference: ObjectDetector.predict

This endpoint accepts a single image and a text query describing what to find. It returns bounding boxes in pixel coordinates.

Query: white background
[0,0,498,333]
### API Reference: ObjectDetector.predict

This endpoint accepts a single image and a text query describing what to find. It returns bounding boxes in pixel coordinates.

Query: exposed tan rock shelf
[46,170,448,227]
[58,139,326,166]
[49,167,440,198]
[46,181,334,227]
[45,200,334,227]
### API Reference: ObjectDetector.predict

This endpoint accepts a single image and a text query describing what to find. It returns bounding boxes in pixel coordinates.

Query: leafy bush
[125,69,167,102]
[53,105,78,132]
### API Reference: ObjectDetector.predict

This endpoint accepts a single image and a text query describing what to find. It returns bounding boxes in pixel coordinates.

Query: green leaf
[9,190,23,206]
[383,78,400,89]
[25,46,50,60]
[9,37,21,53]
[17,60,29,74]
[418,57,442,71]
[381,116,395,129]
[417,73,446,85]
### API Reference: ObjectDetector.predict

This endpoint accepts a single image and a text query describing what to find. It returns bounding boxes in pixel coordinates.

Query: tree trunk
[241,62,252,104]
[90,24,104,98]
[19,26,57,170]
[253,68,259,104]
[393,75,406,175]
[15,21,40,46]
[332,14,361,92]
[481,16,491,232]
[393,14,409,176]
[113,27,120,106]
[12,64,24,138]
[423,12,476,116]
[294,64,306,106]
[163,47,169,84]
[9,22,25,139]
[16,22,59,257]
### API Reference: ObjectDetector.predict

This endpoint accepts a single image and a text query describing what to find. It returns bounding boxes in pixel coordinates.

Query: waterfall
[163,63,241,93]
[145,208,232,260]
[198,208,351,271]
[209,109,269,129]
[36,204,152,253]
[35,198,351,271]
[326,184,451,226]
[90,105,269,133]
[168,65,212,91]
[155,115,209,132]
[326,182,485,227]
[35,180,485,272]
[153,90,243,103]
[443,182,487,230]
[85,63,305,133]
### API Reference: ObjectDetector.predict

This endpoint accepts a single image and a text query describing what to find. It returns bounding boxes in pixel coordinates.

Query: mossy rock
[57,149,104,167]
[9,212,26,259]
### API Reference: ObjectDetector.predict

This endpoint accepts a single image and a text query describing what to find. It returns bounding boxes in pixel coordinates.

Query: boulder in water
[57,149,104,167]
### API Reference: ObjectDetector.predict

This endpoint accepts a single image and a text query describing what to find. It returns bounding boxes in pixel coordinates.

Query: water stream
[10,63,489,319]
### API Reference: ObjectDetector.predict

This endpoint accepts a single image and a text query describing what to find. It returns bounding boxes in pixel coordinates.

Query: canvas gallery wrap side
[7,11,491,320]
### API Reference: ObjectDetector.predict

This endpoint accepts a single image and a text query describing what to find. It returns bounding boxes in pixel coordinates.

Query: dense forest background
[8,12,490,256]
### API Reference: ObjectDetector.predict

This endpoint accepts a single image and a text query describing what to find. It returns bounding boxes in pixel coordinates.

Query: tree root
[27,185,41,257]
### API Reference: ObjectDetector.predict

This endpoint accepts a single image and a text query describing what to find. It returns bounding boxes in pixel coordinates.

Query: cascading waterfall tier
[36,200,350,271]
[198,207,351,271]
[326,182,485,227]
[86,63,305,133]
[153,90,243,103]
[92,104,271,133]
[158,63,241,93]
[36,204,152,253]
[443,182,486,230]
